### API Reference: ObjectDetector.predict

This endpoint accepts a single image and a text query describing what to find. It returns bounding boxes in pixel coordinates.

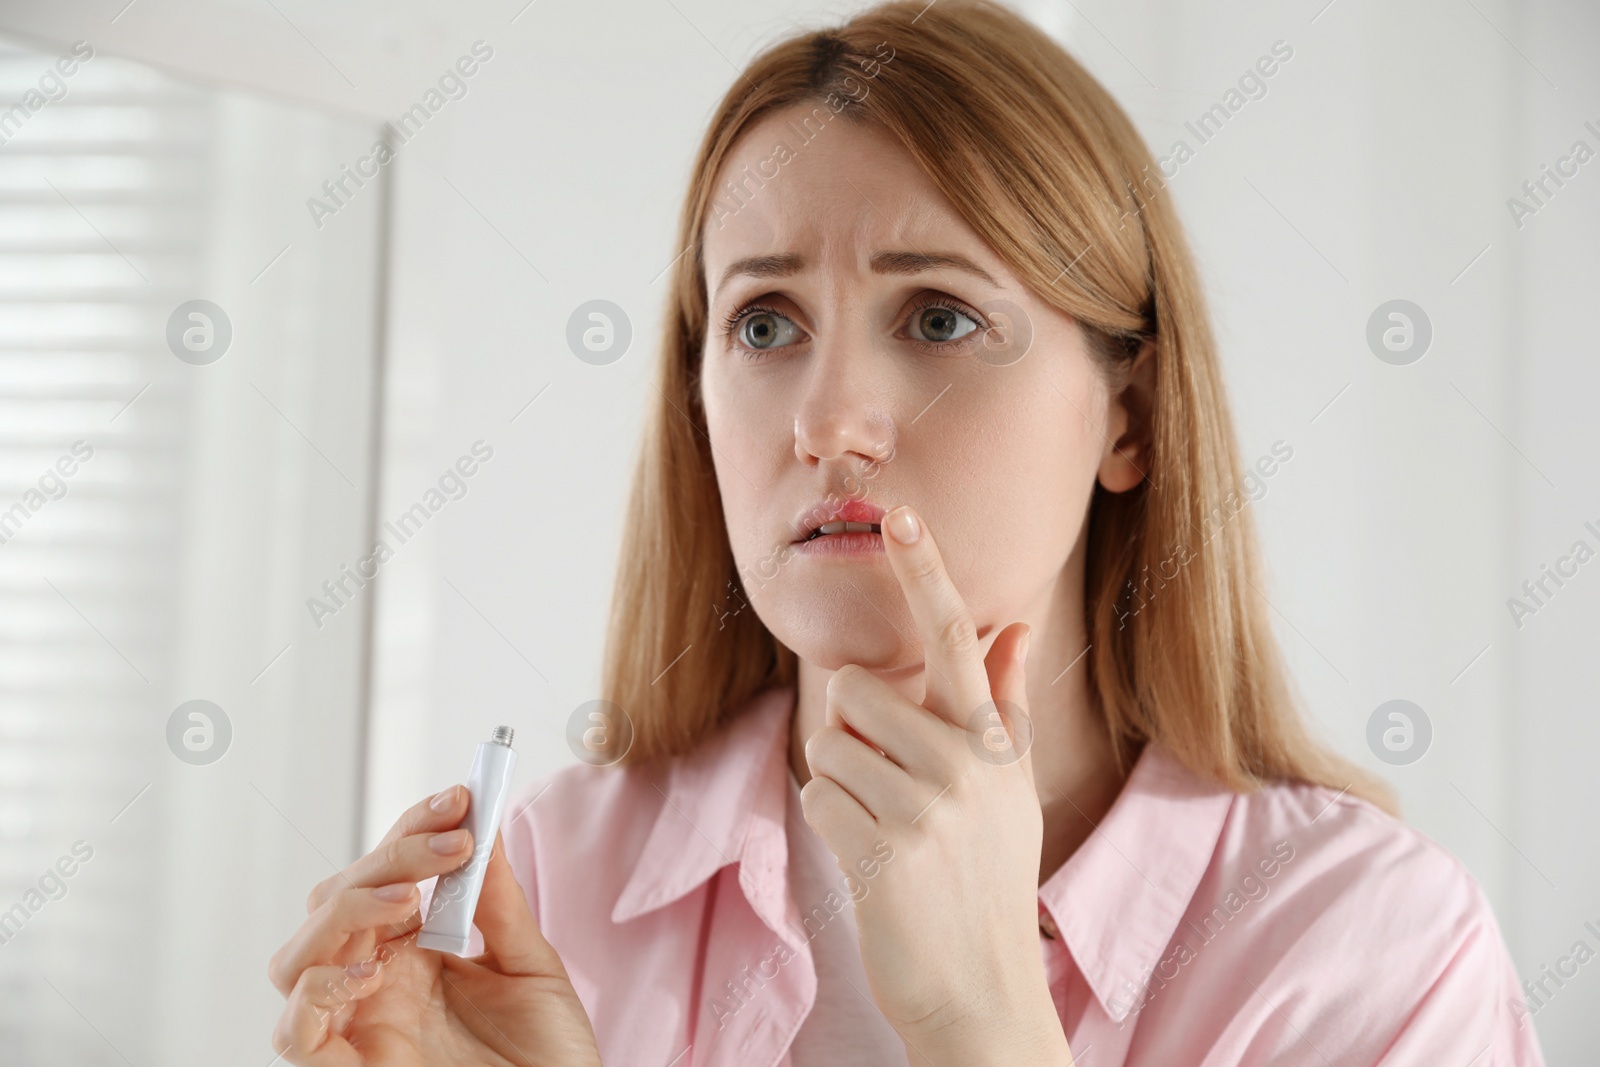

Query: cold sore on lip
[790,496,889,554]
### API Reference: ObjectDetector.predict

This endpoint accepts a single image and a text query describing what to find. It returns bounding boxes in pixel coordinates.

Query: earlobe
[1096,340,1155,494]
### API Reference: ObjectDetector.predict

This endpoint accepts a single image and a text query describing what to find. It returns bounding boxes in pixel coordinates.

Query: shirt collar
[1037,741,1235,1024]
[611,685,796,931]
[609,684,1238,1026]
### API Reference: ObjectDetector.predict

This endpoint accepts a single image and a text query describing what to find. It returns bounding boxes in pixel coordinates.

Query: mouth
[803,520,882,541]
[791,498,888,545]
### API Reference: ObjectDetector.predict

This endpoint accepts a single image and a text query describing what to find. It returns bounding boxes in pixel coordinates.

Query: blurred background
[0,0,1594,1062]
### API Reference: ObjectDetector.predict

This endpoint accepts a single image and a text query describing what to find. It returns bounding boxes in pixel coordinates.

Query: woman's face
[698,103,1137,673]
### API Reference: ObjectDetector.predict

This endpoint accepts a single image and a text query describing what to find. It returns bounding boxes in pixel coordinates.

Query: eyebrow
[713,249,999,302]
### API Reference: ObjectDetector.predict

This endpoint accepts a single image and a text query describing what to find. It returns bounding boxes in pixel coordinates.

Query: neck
[787,544,1128,884]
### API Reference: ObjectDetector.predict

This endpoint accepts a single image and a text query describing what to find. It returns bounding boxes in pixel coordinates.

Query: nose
[792,325,895,469]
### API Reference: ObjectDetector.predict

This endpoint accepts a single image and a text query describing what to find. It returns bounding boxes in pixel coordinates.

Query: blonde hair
[599,0,1394,812]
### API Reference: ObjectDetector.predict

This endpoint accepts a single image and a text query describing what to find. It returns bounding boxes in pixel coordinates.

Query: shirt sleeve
[1373,880,1545,1066]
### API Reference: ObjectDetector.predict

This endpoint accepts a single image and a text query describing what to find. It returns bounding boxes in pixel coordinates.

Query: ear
[1096,339,1156,494]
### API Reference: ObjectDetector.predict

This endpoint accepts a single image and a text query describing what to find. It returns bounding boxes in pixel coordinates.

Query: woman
[268,2,1544,1063]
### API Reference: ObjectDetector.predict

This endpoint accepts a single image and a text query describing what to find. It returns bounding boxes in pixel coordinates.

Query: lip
[790,497,888,545]
[791,529,885,557]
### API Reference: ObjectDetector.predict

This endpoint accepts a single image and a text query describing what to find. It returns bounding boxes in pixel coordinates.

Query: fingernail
[346,957,379,979]
[430,828,470,854]
[886,506,919,544]
[429,785,458,812]
[373,882,414,902]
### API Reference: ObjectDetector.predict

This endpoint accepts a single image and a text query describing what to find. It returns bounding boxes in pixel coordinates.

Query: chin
[759,590,920,673]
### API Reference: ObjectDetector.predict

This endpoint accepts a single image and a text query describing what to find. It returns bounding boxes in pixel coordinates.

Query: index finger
[880,503,993,724]
[306,784,468,913]
[374,783,468,850]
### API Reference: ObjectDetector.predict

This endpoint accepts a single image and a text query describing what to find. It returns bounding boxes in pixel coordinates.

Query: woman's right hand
[268,784,601,1066]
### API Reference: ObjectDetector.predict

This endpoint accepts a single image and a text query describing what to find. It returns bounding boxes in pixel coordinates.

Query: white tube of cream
[417,725,517,955]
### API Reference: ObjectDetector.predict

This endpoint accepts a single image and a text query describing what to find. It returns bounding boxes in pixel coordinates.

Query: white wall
[0,27,385,1066]
[0,0,1594,1061]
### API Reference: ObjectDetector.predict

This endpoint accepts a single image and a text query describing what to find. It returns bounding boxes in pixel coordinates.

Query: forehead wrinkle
[705,126,1005,302]
[834,187,1001,293]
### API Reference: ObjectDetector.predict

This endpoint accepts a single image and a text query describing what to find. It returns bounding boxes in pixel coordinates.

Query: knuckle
[798,774,832,812]
[288,969,316,1010]
[267,948,287,995]
[382,835,408,870]
[399,790,442,832]
[321,885,357,928]
[804,742,829,781]
[938,611,979,656]
[275,993,317,1058]
[797,781,822,824]
[270,1018,292,1057]
[905,553,942,586]
[805,727,837,765]
[307,967,339,1006]
[930,752,965,787]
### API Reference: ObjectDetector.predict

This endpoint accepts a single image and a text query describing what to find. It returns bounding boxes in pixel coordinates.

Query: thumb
[474,829,568,980]
[981,622,1034,779]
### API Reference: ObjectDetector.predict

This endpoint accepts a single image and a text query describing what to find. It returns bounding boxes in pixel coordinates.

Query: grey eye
[908,305,979,343]
[740,311,802,349]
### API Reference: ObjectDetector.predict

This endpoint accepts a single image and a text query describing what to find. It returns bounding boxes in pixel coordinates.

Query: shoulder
[1173,777,1542,1062]
[1196,775,1502,976]
[1220,778,1488,938]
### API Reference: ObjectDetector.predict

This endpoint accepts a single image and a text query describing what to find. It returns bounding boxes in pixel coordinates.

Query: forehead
[700,105,991,285]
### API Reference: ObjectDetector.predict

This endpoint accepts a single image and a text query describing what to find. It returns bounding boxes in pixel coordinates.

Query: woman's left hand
[799,503,1074,1067]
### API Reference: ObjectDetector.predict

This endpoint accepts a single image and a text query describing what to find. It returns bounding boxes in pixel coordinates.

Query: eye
[906,300,981,344]
[741,311,802,349]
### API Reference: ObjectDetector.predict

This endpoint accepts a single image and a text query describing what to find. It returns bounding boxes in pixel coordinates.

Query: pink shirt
[454,685,1543,1066]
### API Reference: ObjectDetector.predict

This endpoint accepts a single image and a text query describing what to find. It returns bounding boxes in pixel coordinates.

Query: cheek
[701,364,787,550]
[950,360,1098,501]
[931,360,1105,597]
